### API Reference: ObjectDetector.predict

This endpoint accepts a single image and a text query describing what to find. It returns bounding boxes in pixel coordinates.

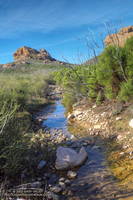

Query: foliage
[118,79,133,101]
[54,37,133,108]
[96,45,127,98]
[0,63,58,177]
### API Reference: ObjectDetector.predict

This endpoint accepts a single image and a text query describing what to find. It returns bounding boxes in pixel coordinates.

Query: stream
[36,100,133,200]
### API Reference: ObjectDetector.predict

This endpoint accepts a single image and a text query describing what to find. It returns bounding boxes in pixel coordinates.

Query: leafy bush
[118,79,133,101]
[54,37,133,108]
[54,64,100,107]
[124,37,133,79]
[96,45,127,99]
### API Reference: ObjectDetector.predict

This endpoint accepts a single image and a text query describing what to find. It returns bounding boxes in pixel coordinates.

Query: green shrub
[54,65,99,107]
[118,79,133,101]
[124,37,133,79]
[96,45,127,99]
[54,37,133,107]
[0,65,55,177]
[62,92,77,111]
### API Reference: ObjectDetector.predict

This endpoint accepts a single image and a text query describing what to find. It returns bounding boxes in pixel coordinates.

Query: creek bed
[35,100,133,200]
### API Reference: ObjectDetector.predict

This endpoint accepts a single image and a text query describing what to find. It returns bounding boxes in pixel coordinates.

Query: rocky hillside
[2,46,67,68]
[13,46,56,63]
[104,25,133,46]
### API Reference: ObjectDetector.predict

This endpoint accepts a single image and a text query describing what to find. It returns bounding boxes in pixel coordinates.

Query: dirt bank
[67,100,133,189]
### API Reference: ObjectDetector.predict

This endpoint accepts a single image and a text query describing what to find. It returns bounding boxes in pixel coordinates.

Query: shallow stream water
[37,100,133,200]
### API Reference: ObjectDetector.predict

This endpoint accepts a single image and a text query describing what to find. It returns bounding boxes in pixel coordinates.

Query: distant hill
[2,46,70,69]
[83,56,98,66]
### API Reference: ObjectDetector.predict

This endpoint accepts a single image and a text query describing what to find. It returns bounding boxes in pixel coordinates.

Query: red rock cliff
[13,46,56,62]
[104,26,133,47]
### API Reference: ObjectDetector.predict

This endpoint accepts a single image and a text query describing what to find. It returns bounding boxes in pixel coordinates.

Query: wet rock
[82,142,88,146]
[92,145,101,150]
[88,160,97,165]
[37,160,47,169]
[67,171,77,179]
[65,179,71,186]
[65,140,74,146]
[59,181,66,189]
[50,185,62,193]
[55,146,88,170]
[48,174,58,185]
[59,177,65,182]
[71,142,81,148]
[47,191,60,200]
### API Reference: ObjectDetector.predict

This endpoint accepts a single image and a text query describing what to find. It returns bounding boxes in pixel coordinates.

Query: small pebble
[59,182,66,189]
[59,177,65,182]
[67,171,77,179]
[65,179,71,186]
[50,186,62,193]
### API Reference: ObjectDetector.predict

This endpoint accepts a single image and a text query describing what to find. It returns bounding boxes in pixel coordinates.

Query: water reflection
[42,101,67,130]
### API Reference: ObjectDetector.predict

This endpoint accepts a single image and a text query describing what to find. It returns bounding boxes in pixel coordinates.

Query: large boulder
[55,146,88,170]
[104,25,133,47]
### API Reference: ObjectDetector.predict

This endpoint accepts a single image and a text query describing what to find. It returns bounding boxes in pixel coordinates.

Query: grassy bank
[0,63,60,179]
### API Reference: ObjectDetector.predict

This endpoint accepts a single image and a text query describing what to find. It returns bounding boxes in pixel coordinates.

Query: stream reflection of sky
[42,101,67,130]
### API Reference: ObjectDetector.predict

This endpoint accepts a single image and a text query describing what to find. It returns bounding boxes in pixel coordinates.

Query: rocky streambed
[4,100,133,200]
[33,100,133,200]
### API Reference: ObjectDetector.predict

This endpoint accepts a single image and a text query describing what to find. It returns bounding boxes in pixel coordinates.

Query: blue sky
[0,0,133,64]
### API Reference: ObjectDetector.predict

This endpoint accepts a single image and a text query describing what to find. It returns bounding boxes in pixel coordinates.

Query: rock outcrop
[13,46,56,63]
[104,25,133,47]
[2,63,16,68]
